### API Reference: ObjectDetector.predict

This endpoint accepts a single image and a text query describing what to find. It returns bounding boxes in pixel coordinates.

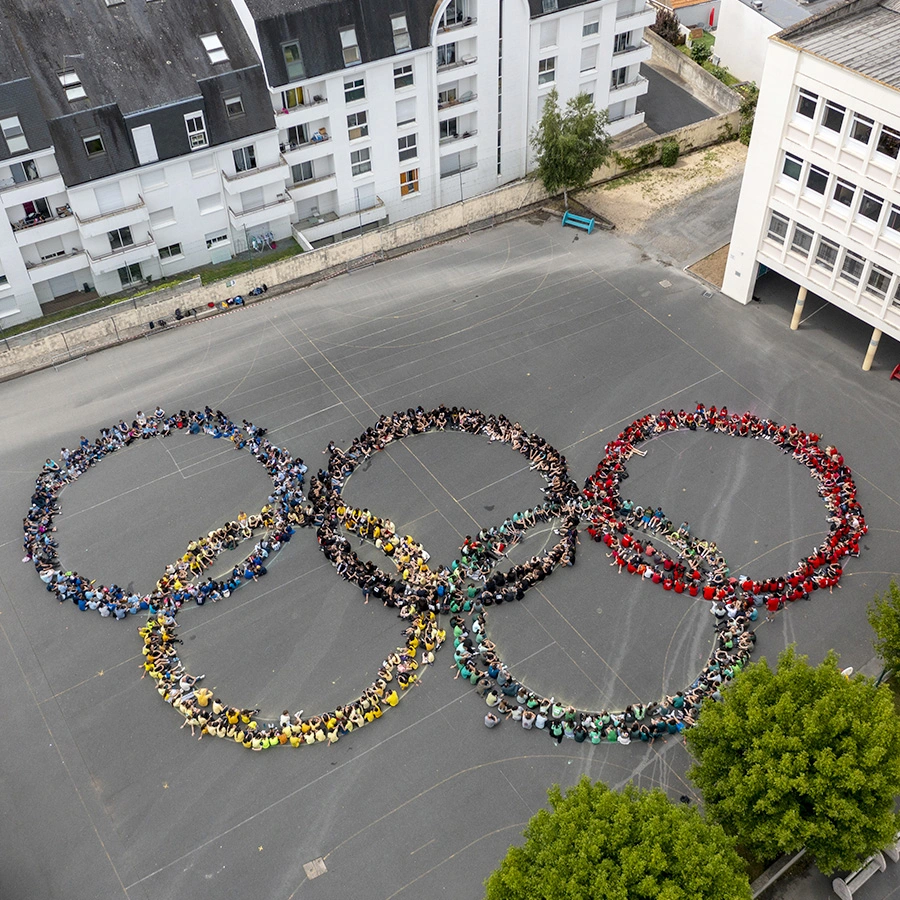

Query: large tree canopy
[868,579,900,676]
[484,777,751,900]
[687,647,900,875]
[530,88,612,208]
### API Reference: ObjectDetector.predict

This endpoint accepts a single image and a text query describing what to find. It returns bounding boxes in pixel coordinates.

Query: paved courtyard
[2,204,900,900]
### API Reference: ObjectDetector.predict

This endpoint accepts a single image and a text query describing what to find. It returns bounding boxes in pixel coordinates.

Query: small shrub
[660,139,680,167]
[691,42,712,65]
[651,8,683,46]
[709,64,729,82]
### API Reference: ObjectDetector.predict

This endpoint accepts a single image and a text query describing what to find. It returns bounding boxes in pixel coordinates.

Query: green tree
[691,41,712,65]
[484,777,751,900]
[687,647,900,874]
[651,8,684,45]
[738,82,759,145]
[530,88,612,209]
[868,579,900,676]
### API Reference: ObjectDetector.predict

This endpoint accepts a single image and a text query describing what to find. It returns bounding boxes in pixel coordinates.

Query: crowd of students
[26,401,864,750]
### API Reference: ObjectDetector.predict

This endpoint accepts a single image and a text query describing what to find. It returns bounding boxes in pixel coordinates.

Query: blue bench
[561,210,595,234]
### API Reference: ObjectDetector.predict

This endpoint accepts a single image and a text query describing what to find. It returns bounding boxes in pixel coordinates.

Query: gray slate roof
[778,0,900,89]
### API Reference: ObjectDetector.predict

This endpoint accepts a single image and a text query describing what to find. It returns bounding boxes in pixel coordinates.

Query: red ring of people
[24,403,864,750]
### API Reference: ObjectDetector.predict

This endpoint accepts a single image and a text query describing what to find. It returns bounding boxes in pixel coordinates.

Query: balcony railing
[440,161,478,178]
[275,96,327,116]
[85,237,155,263]
[73,197,144,226]
[613,39,649,56]
[438,91,477,110]
[294,195,384,230]
[437,15,476,33]
[227,195,292,219]
[10,204,73,232]
[281,134,330,153]
[0,172,57,194]
[439,128,478,145]
[222,155,288,183]
[609,75,648,94]
[24,247,84,269]
[288,172,337,190]
[437,55,478,72]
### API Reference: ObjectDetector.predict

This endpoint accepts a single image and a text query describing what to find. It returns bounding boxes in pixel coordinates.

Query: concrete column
[789,286,807,331]
[862,328,882,372]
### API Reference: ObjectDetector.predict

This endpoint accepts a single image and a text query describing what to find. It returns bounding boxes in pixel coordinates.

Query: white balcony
[0,173,66,208]
[227,195,293,229]
[612,40,652,70]
[281,137,334,166]
[438,91,478,117]
[287,173,338,202]
[436,15,477,38]
[221,156,289,196]
[273,97,328,129]
[608,75,649,104]
[12,211,79,246]
[74,197,149,238]
[439,129,479,154]
[437,56,478,84]
[293,195,388,243]
[86,238,157,275]
[25,248,88,283]
[614,4,655,32]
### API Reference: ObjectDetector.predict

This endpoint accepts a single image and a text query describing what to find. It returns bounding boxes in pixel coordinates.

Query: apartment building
[722,0,900,367]
[0,0,653,328]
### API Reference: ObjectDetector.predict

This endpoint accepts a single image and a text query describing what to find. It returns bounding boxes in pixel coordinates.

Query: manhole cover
[303,858,327,879]
[659,279,672,288]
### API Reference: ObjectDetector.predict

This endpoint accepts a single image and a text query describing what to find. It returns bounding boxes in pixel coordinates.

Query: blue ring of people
[24,403,865,750]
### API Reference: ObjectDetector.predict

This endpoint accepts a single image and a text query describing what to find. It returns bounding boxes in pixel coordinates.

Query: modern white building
[714,0,845,85]
[722,0,900,368]
[0,0,654,328]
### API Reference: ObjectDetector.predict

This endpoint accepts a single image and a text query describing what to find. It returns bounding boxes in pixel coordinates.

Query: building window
[876,126,900,160]
[0,116,27,154]
[282,42,306,80]
[347,111,368,140]
[394,64,414,89]
[440,118,458,140]
[821,100,845,133]
[887,204,900,233]
[614,32,631,53]
[611,67,627,88]
[790,223,814,257]
[438,43,457,67]
[865,264,892,300]
[83,134,105,157]
[344,77,365,103]
[185,113,208,150]
[542,0,558,11]
[158,243,183,260]
[0,274,8,286]
[438,87,458,107]
[286,124,308,147]
[805,164,828,195]
[351,147,371,176]
[59,69,87,101]
[439,0,467,28]
[149,207,175,228]
[10,159,39,183]
[392,14,411,53]
[814,237,839,271]
[282,87,303,109]
[538,57,556,85]
[118,263,143,286]
[540,20,558,47]
[858,190,883,222]
[795,88,817,119]
[205,231,228,248]
[580,46,597,73]
[108,226,134,251]
[849,113,874,145]
[766,210,789,244]
[782,152,802,180]
[198,193,224,214]
[224,95,244,117]
[832,178,855,207]
[398,133,417,161]
[839,250,865,285]
[200,33,229,64]
[291,161,314,183]
[400,168,419,195]
[233,145,257,172]
[341,27,361,66]
[583,11,600,35]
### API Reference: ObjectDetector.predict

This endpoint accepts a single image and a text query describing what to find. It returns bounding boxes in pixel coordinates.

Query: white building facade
[722,0,900,367]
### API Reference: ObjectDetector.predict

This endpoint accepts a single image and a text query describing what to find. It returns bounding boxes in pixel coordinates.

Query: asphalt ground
[2,212,900,900]
[636,62,718,136]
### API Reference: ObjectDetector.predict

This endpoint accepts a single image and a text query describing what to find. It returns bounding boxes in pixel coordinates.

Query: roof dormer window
[59,69,87,101]
[392,15,411,53]
[341,27,361,67]
[201,33,229,64]
[0,116,28,154]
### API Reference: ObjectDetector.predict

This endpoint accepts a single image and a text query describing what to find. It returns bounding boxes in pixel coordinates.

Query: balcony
[292,195,387,243]
[24,248,88,282]
[74,197,149,238]
[281,136,333,165]
[287,172,339,201]
[0,172,66,207]
[437,55,478,83]
[227,195,293,229]
[11,209,78,245]
[436,15,477,36]
[85,238,157,274]
[608,75,649,103]
[438,90,477,113]
[440,161,478,179]
[614,3,655,31]
[612,40,652,70]
[439,129,478,153]
[221,156,289,195]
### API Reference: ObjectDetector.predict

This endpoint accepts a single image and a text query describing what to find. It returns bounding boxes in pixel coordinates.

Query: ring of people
[24,403,866,750]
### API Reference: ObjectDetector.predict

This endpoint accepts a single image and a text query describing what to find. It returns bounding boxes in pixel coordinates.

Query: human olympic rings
[24,403,865,750]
